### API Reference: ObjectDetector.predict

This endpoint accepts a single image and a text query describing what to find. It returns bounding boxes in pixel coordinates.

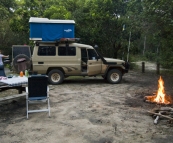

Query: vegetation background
[0,0,173,69]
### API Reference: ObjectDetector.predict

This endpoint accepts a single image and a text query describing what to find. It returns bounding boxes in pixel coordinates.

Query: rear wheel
[48,69,64,84]
[107,69,122,84]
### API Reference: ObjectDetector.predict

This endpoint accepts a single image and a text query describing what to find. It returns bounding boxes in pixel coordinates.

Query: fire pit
[144,76,173,124]
[144,76,172,105]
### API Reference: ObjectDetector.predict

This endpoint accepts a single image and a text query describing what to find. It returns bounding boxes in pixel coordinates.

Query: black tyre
[107,69,122,84]
[48,69,64,84]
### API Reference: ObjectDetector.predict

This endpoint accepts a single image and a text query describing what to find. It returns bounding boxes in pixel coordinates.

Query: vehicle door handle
[38,62,44,64]
[89,63,92,65]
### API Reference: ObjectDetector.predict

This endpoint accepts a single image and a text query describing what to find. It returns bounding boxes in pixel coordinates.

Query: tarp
[29,17,75,41]
[42,23,63,41]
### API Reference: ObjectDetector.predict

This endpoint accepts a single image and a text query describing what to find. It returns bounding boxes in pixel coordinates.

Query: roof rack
[58,38,80,42]
[35,38,81,46]
[57,38,80,47]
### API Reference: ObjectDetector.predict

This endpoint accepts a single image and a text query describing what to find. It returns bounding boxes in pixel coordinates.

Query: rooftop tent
[29,17,75,41]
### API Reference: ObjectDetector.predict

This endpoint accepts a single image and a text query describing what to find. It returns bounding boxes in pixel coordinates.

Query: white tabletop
[0,76,28,86]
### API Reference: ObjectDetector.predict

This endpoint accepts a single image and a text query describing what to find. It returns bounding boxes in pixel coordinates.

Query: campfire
[144,76,171,105]
[144,76,173,124]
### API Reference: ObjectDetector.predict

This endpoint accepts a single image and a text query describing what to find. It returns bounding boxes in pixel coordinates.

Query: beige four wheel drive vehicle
[12,39,129,84]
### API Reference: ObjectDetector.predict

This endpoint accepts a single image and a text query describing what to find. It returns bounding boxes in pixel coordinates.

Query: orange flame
[153,76,170,104]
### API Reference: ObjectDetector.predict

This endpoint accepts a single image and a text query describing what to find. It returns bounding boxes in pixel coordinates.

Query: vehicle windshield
[87,49,99,60]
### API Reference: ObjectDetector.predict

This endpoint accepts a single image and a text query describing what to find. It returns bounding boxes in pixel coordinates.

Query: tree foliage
[142,0,173,67]
[0,0,173,68]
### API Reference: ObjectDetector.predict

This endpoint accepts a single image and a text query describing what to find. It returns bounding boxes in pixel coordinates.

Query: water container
[25,70,28,77]
[20,71,24,77]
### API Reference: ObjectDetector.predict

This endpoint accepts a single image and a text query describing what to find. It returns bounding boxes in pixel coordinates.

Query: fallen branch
[151,107,173,114]
[147,111,173,120]
[153,111,166,124]
[160,107,173,111]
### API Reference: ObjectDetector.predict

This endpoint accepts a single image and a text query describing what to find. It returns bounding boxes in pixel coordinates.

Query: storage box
[29,17,75,41]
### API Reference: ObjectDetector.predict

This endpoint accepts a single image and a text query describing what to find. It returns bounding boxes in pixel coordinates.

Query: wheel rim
[51,73,60,82]
[110,73,119,82]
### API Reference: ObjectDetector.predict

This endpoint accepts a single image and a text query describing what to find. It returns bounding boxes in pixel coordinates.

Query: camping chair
[26,75,50,119]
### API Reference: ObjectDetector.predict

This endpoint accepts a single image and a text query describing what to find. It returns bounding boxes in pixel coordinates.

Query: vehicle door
[58,45,80,74]
[87,49,102,75]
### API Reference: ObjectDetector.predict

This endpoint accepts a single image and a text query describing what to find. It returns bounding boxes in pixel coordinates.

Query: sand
[0,68,173,143]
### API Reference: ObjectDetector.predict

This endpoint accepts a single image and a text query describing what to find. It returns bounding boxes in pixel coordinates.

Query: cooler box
[29,17,75,41]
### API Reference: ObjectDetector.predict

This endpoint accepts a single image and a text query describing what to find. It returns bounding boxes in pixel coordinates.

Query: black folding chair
[26,75,50,119]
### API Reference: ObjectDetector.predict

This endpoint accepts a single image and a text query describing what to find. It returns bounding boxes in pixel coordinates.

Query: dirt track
[0,68,173,143]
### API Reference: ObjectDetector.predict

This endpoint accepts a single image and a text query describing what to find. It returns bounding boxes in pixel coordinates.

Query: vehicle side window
[58,47,66,56]
[68,47,76,56]
[87,49,98,60]
[58,46,76,56]
[38,46,56,56]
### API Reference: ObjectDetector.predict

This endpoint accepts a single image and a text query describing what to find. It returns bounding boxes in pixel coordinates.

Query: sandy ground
[1,63,173,143]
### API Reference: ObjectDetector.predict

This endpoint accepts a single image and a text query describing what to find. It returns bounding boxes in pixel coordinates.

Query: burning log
[144,95,158,104]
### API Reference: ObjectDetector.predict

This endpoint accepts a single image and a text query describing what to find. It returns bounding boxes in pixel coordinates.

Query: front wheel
[107,69,122,84]
[48,69,64,84]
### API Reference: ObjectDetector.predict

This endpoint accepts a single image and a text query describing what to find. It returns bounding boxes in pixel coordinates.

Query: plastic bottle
[25,70,28,77]
[20,71,24,77]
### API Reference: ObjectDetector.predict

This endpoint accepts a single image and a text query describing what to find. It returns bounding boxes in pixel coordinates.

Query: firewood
[153,111,165,124]
[147,111,173,120]
[144,100,155,104]
[153,110,173,114]
[160,107,173,111]
[144,95,156,101]
[163,111,173,115]
[151,107,161,112]
[151,110,173,114]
